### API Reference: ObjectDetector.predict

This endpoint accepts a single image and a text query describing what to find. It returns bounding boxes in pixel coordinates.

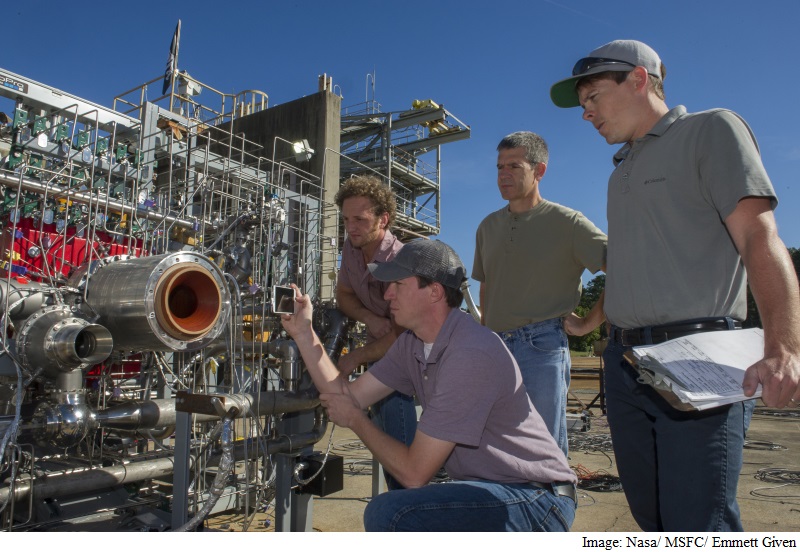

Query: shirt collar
[371,229,398,263]
[613,105,687,166]
[414,308,465,365]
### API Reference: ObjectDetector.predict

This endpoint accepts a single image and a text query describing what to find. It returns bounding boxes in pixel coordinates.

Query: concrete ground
[209,357,800,532]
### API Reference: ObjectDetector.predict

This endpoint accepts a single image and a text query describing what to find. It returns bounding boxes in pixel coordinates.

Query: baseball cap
[550,40,663,108]
[368,239,467,289]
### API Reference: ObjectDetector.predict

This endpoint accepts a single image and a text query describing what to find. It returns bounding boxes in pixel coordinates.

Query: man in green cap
[551,39,800,531]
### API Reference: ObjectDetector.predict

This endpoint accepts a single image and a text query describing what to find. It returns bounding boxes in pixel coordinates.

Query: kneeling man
[281,239,576,531]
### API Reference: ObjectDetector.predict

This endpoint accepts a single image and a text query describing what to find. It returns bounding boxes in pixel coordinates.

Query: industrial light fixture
[176,71,203,96]
[292,139,314,162]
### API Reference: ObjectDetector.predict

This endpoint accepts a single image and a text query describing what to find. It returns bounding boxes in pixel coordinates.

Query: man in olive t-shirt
[473,131,607,458]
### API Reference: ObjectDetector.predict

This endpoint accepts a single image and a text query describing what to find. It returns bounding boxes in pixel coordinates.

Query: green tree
[568,274,605,353]
[744,247,800,329]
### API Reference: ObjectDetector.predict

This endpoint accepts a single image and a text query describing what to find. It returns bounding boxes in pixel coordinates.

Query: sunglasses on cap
[572,57,635,76]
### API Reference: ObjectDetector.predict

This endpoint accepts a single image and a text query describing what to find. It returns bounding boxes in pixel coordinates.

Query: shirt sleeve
[471,223,486,282]
[696,110,777,220]
[572,212,607,274]
[337,242,353,289]
[367,333,415,397]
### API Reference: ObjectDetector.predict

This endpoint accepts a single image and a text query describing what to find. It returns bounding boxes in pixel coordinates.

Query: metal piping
[95,389,319,430]
[318,307,350,362]
[0,279,48,320]
[173,411,238,532]
[461,281,481,323]
[0,171,205,232]
[230,406,328,461]
[2,407,327,506]
[0,455,178,505]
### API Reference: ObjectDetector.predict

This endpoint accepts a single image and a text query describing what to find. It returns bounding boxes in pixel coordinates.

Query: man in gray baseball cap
[281,238,577,531]
[550,39,800,532]
[369,238,467,290]
[550,39,664,108]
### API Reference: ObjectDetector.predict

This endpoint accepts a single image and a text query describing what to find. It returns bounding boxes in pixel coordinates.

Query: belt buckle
[532,481,578,503]
[553,482,578,503]
[611,326,635,347]
[616,328,637,347]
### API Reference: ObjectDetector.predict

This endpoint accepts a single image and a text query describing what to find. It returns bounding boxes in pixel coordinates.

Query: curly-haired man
[334,175,417,490]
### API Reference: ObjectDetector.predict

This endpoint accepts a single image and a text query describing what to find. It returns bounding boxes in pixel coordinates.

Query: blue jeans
[500,318,570,458]
[370,390,417,490]
[603,339,754,531]
[364,480,575,531]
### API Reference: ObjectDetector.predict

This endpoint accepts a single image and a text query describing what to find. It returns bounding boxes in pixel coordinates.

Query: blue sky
[5,0,800,290]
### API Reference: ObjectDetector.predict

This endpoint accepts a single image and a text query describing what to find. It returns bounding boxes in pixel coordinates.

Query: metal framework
[340,96,470,238]
[0,66,339,531]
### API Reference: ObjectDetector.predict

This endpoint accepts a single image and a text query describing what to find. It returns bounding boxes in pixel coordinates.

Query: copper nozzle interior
[154,264,222,340]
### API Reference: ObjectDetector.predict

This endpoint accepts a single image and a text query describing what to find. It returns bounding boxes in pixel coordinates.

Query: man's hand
[726,198,800,409]
[563,290,605,337]
[365,313,392,340]
[563,312,590,336]
[320,387,367,429]
[280,284,313,341]
[742,351,800,408]
[337,352,362,377]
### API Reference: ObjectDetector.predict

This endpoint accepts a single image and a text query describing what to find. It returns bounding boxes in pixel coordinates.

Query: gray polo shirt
[605,106,777,328]
[370,309,576,485]
[338,229,403,342]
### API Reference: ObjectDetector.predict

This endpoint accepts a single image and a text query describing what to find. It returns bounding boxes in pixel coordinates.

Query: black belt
[609,317,742,347]
[529,481,577,503]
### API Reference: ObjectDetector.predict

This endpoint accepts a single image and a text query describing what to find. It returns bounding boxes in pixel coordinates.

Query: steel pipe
[0,455,177,504]
[95,389,319,430]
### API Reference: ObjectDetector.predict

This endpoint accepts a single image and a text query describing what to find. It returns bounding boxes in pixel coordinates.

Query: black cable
[578,473,623,493]
[750,467,800,501]
[744,440,788,451]
[569,432,615,453]
[753,408,800,419]
[755,468,800,485]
